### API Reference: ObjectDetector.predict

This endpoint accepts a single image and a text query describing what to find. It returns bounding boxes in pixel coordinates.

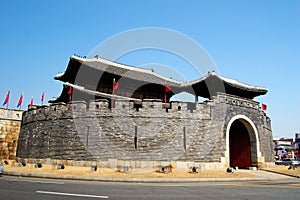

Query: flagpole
[112,78,115,108]
[164,83,168,109]
[164,84,171,110]
[164,92,166,109]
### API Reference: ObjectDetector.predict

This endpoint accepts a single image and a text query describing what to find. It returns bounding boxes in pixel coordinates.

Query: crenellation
[140,99,161,109]
[67,101,87,113]
[89,99,109,112]
[36,105,49,121]
[0,109,22,121]
[169,101,179,112]
[16,93,274,168]
[174,101,187,110]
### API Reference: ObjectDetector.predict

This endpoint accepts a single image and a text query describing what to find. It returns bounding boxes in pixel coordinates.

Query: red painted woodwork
[229,120,251,168]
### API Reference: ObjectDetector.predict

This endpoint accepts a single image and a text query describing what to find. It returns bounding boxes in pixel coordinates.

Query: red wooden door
[229,120,251,168]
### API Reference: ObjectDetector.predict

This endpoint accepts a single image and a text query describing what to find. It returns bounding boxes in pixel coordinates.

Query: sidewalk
[2,162,295,183]
[261,166,300,179]
[3,171,271,183]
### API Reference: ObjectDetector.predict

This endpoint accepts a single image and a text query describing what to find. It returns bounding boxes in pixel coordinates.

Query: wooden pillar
[195,95,198,103]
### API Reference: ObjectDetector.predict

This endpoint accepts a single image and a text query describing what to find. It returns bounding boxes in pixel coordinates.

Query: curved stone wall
[16,93,273,168]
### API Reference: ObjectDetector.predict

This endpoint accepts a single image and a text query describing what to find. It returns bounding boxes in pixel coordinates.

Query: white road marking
[7,179,64,185]
[36,191,109,199]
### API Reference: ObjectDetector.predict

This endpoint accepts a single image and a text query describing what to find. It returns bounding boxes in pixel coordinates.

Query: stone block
[249,167,257,170]
[140,161,148,168]
[130,160,139,168]
[117,160,124,167]
[106,159,116,168]
[176,161,194,169]
[146,161,154,168]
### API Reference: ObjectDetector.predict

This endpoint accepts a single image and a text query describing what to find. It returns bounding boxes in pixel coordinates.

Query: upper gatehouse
[50,55,267,105]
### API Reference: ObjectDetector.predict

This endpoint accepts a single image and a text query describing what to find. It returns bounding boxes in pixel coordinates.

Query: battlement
[22,93,266,125]
[22,98,214,122]
[0,108,23,121]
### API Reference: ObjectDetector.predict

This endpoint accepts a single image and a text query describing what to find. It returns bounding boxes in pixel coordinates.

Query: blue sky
[0,0,299,137]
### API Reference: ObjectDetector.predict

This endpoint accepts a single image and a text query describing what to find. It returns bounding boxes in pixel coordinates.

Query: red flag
[165,84,171,92]
[68,86,72,95]
[68,86,72,101]
[262,104,267,111]
[112,79,118,108]
[17,93,23,109]
[113,80,118,90]
[30,97,34,108]
[41,92,45,102]
[262,103,267,116]
[164,84,171,109]
[2,90,10,107]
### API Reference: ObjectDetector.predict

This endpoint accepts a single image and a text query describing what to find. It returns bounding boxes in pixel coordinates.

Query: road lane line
[7,179,64,184]
[36,191,109,198]
[223,183,300,188]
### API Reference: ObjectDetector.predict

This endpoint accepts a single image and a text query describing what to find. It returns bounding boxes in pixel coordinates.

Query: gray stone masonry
[17,93,273,168]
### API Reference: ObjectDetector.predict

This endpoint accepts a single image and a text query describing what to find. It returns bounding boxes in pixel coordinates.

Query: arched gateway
[226,115,261,168]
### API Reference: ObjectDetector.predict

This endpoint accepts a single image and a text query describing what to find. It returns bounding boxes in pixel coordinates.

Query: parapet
[21,98,214,124]
[89,99,109,111]
[66,101,87,112]
[0,108,23,121]
[22,93,264,124]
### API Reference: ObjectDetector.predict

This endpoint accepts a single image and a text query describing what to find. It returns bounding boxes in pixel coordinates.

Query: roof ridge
[71,55,182,84]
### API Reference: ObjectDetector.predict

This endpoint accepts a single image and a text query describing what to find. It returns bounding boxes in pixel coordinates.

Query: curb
[3,171,270,183]
[260,169,300,179]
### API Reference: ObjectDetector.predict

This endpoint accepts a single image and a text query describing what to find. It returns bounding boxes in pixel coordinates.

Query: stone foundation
[15,158,225,170]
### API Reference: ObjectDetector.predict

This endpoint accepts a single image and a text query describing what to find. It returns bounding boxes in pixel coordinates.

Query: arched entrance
[229,120,251,168]
[226,115,260,168]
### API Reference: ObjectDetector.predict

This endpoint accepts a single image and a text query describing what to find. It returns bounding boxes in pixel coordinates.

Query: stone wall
[0,108,23,159]
[16,93,273,168]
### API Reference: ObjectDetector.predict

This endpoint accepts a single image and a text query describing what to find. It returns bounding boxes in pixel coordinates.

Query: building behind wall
[294,133,300,159]
[274,137,295,160]
[0,108,23,160]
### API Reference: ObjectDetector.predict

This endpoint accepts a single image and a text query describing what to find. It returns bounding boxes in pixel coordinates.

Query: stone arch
[225,115,261,168]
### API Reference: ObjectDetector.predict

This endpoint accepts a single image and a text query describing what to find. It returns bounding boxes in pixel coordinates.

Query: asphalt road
[0,176,300,200]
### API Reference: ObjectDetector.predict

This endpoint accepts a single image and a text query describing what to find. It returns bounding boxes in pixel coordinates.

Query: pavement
[2,174,300,200]
[2,168,297,183]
